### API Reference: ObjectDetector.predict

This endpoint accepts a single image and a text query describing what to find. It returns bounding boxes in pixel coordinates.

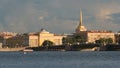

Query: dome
[40,29,49,34]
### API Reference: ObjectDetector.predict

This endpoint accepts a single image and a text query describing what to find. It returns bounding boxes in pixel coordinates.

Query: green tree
[62,35,86,45]
[95,38,113,44]
[74,35,86,43]
[62,37,66,44]
[62,37,76,45]
[106,38,113,44]
[42,40,54,46]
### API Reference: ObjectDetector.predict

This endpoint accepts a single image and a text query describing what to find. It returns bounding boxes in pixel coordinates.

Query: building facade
[38,29,65,46]
[74,10,115,43]
[0,32,17,48]
[0,29,65,48]
[13,33,39,47]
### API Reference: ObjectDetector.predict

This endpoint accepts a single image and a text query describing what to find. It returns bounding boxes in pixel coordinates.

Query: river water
[0,51,120,68]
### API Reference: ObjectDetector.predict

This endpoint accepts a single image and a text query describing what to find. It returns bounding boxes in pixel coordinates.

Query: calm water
[0,51,120,68]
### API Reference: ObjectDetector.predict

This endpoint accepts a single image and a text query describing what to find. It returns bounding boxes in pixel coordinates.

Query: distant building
[37,29,66,46]
[115,33,120,44]
[74,10,115,43]
[4,29,66,47]
[0,29,66,48]
[23,33,38,47]
[0,32,17,48]
[21,29,65,47]
[6,34,25,48]
[74,30,115,43]
[5,33,39,47]
[75,10,87,33]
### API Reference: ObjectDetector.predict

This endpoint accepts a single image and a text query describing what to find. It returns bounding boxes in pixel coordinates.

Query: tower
[80,10,82,27]
[75,10,87,33]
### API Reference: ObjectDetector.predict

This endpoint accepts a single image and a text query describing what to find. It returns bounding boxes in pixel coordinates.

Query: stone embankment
[0,47,25,51]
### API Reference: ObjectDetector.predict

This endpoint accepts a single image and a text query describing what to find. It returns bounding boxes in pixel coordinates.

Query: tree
[74,35,86,43]
[62,35,86,45]
[115,33,120,44]
[42,40,54,46]
[62,36,76,45]
[95,38,113,44]
[106,38,113,44]
[62,37,67,44]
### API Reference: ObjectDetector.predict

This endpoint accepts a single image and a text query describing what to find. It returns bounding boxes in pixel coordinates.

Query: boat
[80,47,100,51]
[22,49,33,52]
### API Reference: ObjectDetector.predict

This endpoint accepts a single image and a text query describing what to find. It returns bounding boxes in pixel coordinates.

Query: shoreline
[0,48,25,51]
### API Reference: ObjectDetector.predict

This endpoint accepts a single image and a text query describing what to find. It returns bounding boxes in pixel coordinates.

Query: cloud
[1,0,49,33]
[84,1,120,32]
[39,16,44,20]
[0,0,120,34]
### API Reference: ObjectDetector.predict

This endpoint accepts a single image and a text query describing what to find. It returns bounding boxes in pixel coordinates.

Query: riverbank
[0,48,25,51]
[27,44,120,51]
[0,44,120,51]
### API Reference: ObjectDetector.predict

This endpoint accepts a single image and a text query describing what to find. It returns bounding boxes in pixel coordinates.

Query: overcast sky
[0,0,120,33]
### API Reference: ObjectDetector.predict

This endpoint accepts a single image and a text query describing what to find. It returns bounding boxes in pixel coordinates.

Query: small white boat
[80,49,95,51]
[22,49,33,52]
[24,52,27,54]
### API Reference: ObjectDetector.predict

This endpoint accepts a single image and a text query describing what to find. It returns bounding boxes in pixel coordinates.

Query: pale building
[6,33,38,47]
[74,10,115,43]
[2,29,65,47]
[0,32,16,39]
[38,29,65,46]
[87,31,115,43]
[23,33,38,47]
[6,34,25,48]
[0,32,17,47]
[75,30,115,43]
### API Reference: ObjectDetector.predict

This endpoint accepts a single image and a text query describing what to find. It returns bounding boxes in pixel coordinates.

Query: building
[74,10,115,43]
[0,30,65,48]
[75,30,115,43]
[0,32,38,48]
[6,33,39,47]
[0,32,17,48]
[6,34,25,48]
[75,10,87,33]
[115,32,120,44]
[38,29,65,46]
[21,33,39,47]
[4,29,66,47]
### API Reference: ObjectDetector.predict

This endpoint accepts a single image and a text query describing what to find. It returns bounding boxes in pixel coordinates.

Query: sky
[0,0,120,34]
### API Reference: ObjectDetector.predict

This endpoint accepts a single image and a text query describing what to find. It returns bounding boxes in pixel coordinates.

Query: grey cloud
[0,0,120,33]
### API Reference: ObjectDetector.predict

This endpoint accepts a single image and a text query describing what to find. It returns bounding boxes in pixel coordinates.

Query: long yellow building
[24,29,65,47]
[0,29,66,48]
[74,30,115,43]
[38,29,65,46]
[74,10,115,43]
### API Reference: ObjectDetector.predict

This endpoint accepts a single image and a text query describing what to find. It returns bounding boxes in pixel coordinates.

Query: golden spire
[75,9,87,33]
[80,10,82,26]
